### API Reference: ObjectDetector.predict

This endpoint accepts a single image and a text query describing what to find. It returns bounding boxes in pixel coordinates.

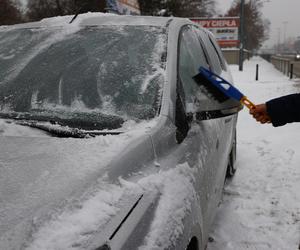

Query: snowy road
[207,57,300,250]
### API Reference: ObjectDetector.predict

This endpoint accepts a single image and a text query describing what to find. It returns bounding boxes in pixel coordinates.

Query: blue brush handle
[199,67,244,101]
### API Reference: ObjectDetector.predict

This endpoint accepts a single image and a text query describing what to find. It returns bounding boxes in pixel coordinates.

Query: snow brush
[193,67,256,110]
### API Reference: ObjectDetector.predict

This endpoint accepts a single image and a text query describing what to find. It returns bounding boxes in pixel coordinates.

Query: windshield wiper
[0,111,125,131]
[14,120,123,138]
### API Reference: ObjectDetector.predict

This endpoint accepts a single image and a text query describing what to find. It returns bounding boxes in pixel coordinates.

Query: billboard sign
[106,0,141,15]
[191,17,240,48]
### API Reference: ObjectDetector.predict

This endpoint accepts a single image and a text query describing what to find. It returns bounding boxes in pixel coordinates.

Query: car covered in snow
[0,13,241,250]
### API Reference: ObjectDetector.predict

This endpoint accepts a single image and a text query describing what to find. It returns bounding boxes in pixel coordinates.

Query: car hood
[0,122,156,249]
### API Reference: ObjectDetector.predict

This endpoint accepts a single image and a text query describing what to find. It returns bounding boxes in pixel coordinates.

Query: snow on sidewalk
[207,57,300,250]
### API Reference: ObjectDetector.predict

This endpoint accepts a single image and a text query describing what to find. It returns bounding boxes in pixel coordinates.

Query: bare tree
[26,0,72,21]
[138,0,162,16]
[186,0,216,17]
[226,0,270,51]
[0,0,22,25]
[26,0,109,22]
[138,0,216,17]
[27,0,60,21]
[25,0,216,22]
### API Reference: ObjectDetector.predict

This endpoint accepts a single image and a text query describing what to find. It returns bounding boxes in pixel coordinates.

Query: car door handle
[224,117,232,124]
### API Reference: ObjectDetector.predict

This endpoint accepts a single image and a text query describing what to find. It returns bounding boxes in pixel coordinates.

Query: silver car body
[0,14,238,250]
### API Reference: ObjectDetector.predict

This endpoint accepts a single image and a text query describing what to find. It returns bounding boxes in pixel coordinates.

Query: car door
[175,24,225,232]
[194,27,237,210]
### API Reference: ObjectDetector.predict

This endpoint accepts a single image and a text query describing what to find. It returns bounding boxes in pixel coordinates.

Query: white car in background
[0,13,241,250]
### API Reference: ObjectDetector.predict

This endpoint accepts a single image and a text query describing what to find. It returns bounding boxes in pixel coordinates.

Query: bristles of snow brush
[193,67,256,110]
[193,71,230,103]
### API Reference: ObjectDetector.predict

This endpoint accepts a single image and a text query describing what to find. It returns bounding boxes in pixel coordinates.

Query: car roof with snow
[0,13,194,31]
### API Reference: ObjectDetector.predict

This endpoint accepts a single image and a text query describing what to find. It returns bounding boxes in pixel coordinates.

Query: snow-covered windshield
[0,25,166,130]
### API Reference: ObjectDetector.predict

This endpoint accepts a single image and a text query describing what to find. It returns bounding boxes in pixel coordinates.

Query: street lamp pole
[277,27,281,54]
[283,21,288,47]
[239,0,245,71]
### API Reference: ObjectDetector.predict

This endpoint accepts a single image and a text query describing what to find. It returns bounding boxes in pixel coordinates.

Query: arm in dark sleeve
[266,93,300,127]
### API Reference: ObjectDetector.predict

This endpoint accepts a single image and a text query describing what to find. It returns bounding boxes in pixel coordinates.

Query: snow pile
[0,117,160,250]
[25,181,125,250]
[0,119,48,137]
[38,12,114,27]
[208,57,300,250]
[138,163,197,250]
[25,163,196,250]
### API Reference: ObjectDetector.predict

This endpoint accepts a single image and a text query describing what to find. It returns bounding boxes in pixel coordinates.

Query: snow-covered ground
[207,57,300,250]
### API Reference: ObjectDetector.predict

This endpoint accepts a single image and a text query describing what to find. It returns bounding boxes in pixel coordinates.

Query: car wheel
[226,130,237,178]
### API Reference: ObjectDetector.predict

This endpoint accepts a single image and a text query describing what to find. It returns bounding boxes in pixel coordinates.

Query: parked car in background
[0,13,241,250]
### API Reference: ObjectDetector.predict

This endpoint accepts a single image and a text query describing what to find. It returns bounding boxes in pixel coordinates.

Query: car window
[178,26,241,113]
[208,33,227,71]
[195,29,223,75]
[178,25,210,112]
[0,26,167,130]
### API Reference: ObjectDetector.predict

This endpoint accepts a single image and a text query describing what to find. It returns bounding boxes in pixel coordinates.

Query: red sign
[194,19,240,28]
[191,17,240,48]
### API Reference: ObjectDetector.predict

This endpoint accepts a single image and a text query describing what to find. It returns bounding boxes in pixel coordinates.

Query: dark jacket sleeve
[266,93,300,127]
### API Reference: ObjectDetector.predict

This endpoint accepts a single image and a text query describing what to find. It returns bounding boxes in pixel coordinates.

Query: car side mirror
[187,96,243,121]
[194,104,243,121]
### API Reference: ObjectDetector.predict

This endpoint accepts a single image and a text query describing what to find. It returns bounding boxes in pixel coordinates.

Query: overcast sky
[215,0,300,47]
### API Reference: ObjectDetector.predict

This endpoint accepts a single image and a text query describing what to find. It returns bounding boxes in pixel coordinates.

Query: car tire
[226,130,237,178]
[186,237,199,250]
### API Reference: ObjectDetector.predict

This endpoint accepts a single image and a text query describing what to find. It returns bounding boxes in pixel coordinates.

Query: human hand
[249,104,271,124]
